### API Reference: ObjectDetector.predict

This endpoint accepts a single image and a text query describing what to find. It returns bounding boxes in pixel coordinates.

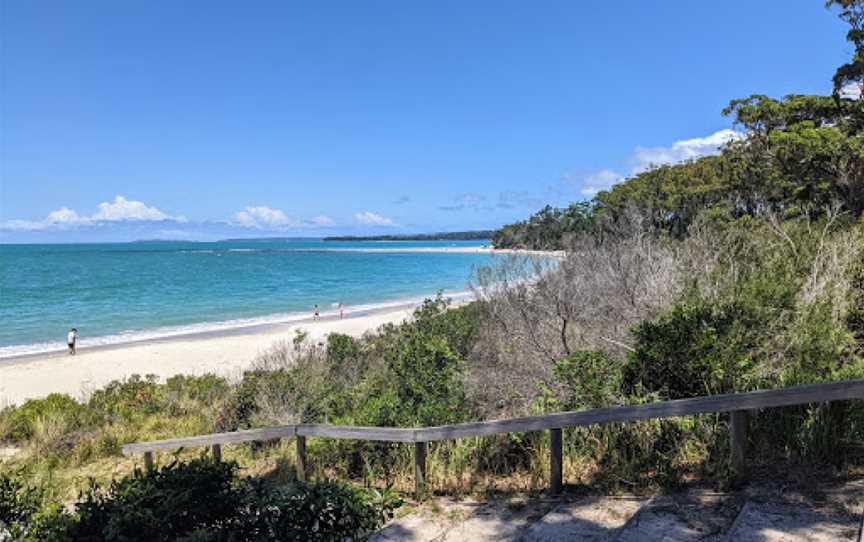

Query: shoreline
[0,291,473,363]
[0,247,558,361]
[0,298,434,366]
[0,297,443,407]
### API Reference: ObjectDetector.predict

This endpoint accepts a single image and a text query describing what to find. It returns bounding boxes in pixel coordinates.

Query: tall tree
[828,0,864,99]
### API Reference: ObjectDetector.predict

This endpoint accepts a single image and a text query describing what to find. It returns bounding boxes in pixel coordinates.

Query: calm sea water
[0,240,497,358]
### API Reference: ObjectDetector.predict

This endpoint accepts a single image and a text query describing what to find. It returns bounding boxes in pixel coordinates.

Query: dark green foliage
[623,302,760,399]
[827,1,864,98]
[326,333,361,369]
[357,297,477,428]
[234,479,401,541]
[596,156,730,238]
[0,472,74,541]
[554,351,622,410]
[69,459,241,541]
[2,459,399,541]
[493,202,595,249]
[0,471,41,532]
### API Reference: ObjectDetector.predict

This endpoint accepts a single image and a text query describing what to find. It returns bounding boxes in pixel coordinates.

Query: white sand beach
[0,247,560,407]
[314,246,565,257]
[0,304,417,407]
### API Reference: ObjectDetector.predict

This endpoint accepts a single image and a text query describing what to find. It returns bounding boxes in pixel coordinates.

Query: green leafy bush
[554,351,622,410]
[362,297,475,428]
[69,459,241,541]
[88,375,166,420]
[623,302,760,399]
[326,333,361,368]
[1,458,400,541]
[234,479,401,541]
[0,471,41,534]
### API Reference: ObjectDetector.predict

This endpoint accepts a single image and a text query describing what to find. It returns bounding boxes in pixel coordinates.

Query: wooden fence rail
[122,379,864,498]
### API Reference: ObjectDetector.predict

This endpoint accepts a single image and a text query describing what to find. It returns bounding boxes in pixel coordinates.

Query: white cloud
[92,195,183,222]
[579,169,623,197]
[232,206,295,229]
[354,211,395,226]
[309,215,335,227]
[0,219,51,231]
[631,129,741,174]
[46,207,90,225]
[840,81,862,100]
[0,196,182,232]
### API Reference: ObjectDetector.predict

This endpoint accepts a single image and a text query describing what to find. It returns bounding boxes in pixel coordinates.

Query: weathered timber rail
[123,379,864,497]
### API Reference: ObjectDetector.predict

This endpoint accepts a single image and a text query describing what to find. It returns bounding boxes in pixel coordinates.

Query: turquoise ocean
[0,240,497,358]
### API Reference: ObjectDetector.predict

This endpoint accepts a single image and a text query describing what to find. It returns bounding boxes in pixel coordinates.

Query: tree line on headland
[494,3,864,250]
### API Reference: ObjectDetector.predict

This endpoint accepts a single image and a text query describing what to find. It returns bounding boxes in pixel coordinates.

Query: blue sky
[0,1,851,242]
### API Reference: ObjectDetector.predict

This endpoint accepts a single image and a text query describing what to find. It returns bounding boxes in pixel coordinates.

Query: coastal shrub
[233,478,401,541]
[325,333,361,369]
[0,471,74,541]
[68,458,242,541]
[623,302,760,400]
[1,458,401,542]
[220,365,332,432]
[554,351,622,410]
[165,374,230,411]
[0,394,100,442]
[377,297,475,427]
[0,471,41,534]
[88,374,166,420]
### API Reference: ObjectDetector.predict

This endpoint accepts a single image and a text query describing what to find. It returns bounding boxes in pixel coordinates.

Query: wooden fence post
[212,444,221,462]
[143,451,154,471]
[296,436,307,482]
[730,410,748,481]
[415,441,427,500]
[550,428,563,494]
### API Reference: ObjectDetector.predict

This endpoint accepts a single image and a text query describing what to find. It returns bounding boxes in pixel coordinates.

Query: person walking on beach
[339,303,344,319]
[67,328,78,355]
[313,304,320,320]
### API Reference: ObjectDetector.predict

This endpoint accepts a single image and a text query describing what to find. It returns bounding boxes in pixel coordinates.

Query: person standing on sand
[67,328,78,355]
[313,304,320,320]
[339,303,344,319]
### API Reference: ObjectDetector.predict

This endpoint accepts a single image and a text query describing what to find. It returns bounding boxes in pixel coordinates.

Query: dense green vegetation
[4,2,864,539]
[492,202,594,250]
[1,459,400,541]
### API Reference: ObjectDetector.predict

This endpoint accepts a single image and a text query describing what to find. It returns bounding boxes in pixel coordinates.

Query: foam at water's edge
[0,290,474,360]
